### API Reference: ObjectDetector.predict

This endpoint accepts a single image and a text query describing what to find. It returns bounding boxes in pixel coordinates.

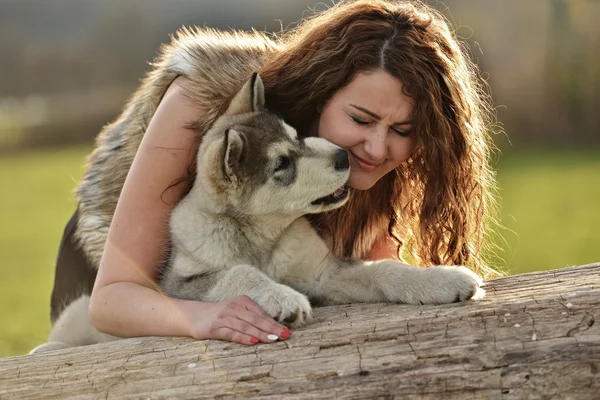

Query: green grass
[494,149,600,274]
[0,146,89,358]
[0,146,598,358]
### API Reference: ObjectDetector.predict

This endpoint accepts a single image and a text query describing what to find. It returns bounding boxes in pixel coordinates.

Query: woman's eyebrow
[349,104,414,126]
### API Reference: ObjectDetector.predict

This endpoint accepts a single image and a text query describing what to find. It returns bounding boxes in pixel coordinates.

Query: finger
[240,295,285,328]
[236,312,287,342]
[238,295,289,334]
[214,327,259,346]
[224,315,284,344]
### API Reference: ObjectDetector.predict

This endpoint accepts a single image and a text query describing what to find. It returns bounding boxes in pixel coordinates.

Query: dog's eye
[274,156,290,172]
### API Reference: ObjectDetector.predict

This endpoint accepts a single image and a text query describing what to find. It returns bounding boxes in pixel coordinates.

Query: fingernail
[280,328,291,339]
[250,338,259,344]
[267,334,279,341]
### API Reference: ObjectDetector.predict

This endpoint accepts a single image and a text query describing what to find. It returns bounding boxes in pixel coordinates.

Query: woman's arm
[89,77,288,344]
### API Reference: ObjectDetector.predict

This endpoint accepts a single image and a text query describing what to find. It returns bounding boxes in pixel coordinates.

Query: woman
[50,0,501,347]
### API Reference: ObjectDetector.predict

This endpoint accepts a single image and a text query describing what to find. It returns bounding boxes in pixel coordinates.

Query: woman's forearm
[89,281,195,339]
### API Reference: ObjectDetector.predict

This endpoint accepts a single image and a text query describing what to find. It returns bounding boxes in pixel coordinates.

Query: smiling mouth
[350,152,383,171]
[311,185,350,206]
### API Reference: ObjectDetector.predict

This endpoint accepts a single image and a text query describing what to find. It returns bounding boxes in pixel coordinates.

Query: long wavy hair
[258,0,502,277]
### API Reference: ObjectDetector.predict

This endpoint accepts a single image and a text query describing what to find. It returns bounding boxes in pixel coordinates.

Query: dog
[30,72,483,353]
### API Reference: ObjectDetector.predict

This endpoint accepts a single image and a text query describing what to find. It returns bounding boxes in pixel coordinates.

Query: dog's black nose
[334,149,349,171]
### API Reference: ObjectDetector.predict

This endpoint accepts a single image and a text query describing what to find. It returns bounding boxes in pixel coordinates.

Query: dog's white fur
[31,74,484,354]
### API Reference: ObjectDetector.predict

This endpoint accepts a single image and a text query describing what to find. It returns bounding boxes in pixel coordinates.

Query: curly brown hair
[258,0,502,277]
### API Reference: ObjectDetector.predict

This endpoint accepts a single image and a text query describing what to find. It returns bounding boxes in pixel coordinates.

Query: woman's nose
[363,128,387,161]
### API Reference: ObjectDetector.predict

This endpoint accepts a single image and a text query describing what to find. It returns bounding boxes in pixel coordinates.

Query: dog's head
[197,73,350,216]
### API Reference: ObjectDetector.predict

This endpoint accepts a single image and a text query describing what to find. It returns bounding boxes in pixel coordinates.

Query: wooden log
[1,263,598,399]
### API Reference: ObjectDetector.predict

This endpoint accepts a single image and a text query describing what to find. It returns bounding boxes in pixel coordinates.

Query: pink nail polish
[250,338,259,344]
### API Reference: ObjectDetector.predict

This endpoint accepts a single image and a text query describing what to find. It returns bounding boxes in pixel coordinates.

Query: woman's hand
[181,295,292,345]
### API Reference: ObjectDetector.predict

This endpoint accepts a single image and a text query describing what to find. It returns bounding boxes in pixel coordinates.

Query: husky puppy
[159,72,352,325]
[159,72,484,328]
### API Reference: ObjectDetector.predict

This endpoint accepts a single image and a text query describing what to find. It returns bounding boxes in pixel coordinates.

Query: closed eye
[392,128,411,137]
[350,115,369,125]
[351,115,411,137]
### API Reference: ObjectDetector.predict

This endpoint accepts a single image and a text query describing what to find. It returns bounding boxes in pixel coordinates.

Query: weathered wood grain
[1,263,599,399]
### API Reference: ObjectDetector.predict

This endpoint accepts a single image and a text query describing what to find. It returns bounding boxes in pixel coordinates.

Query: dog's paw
[416,266,485,304]
[254,284,312,328]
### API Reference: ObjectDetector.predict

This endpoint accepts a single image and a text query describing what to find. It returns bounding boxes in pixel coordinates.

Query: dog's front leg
[267,218,483,306]
[206,264,312,327]
[315,258,485,305]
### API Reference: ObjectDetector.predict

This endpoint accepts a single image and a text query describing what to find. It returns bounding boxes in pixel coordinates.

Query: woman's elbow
[88,286,110,334]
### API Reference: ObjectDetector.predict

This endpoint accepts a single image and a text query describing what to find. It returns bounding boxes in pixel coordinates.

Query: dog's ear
[225,72,265,116]
[223,129,245,182]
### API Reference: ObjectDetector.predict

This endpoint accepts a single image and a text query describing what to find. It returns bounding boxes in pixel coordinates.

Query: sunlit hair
[259,0,503,277]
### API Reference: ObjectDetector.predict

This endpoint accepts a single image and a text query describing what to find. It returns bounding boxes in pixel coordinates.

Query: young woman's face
[316,69,414,190]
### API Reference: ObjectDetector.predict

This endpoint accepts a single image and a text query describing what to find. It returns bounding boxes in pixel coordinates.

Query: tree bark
[1,263,599,399]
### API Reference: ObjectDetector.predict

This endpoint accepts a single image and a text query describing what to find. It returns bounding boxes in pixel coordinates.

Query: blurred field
[495,149,600,273]
[0,146,599,357]
[0,146,89,358]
